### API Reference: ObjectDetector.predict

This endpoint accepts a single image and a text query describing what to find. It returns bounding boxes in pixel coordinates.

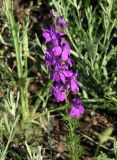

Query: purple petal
[43,30,51,43]
[52,34,59,45]
[69,107,76,117]
[69,105,84,118]
[52,46,62,56]
[62,52,68,61]
[56,92,66,102]
[59,73,66,83]
[58,31,65,36]
[52,73,60,82]
[74,70,78,78]
[73,98,81,105]
[57,16,68,29]
[52,39,59,46]
[69,107,81,118]
[75,109,81,117]
[79,106,85,114]
[63,70,73,77]
[61,38,66,45]
[62,43,70,61]
[71,80,78,92]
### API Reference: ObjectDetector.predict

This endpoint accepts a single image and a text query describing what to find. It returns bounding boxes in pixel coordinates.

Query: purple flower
[45,46,61,67]
[52,84,67,102]
[67,70,80,93]
[52,46,62,56]
[61,38,70,61]
[51,39,70,61]
[58,31,65,36]
[43,26,59,45]
[45,47,56,67]
[69,99,84,118]
[51,63,73,83]
[57,16,68,29]
[45,48,52,67]
[43,29,52,43]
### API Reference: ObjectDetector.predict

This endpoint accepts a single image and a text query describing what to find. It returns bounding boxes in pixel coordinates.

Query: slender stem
[32,105,67,120]
[5,0,22,78]
[22,26,30,120]
[83,98,117,103]
[0,115,19,160]
[4,0,29,122]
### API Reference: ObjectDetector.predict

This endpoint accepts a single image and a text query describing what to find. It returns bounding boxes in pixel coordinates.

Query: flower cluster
[43,13,84,118]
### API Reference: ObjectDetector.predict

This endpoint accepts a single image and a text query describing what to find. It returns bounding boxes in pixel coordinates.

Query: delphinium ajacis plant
[43,10,85,159]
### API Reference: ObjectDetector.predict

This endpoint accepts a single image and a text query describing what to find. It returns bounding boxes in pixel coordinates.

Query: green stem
[83,98,117,103]
[0,115,19,160]
[5,0,22,78]
[32,105,67,120]
[4,0,29,122]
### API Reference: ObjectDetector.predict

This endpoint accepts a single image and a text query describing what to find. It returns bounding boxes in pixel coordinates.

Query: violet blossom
[52,83,67,102]
[50,62,73,83]
[67,70,80,93]
[69,99,84,118]
[43,10,84,118]
[43,26,59,45]
[57,16,68,29]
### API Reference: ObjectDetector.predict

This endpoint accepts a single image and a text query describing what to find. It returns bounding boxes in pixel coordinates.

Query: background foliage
[0,0,117,159]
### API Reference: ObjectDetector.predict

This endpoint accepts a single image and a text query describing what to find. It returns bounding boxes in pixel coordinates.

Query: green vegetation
[0,0,117,159]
